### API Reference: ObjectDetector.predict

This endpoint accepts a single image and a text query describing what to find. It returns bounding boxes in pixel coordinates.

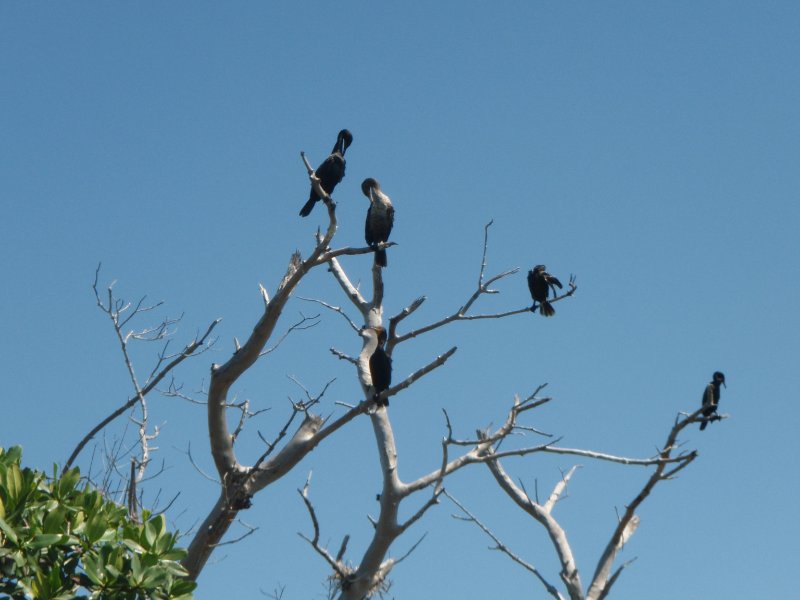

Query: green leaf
[43,505,68,534]
[144,514,165,549]
[169,578,197,597]
[160,560,190,577]
[84,513,109,545]
[2,464,23,504]
[56,468,81,498]
[130,553,142,580]
[82,555,103,586]
[154,531,174,556]
[159,548,188,562]
[0,516,18,544]
[29,533,68,548]
[105,564,122,579]
[1,446,23,466]
[122,538,146,554]
[141,566,169,589]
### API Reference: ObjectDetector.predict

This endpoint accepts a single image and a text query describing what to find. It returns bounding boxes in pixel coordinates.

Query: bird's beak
[722,381,726,388]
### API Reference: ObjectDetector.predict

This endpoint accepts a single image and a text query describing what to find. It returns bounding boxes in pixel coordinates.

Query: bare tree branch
[183,157,357,578]
[585,409,701,600]
[298,473,350,580]
[379,346,458,406]
[544,465,580,514]
[298,296,361,332]
[539,446,691,467]
[327,254,368,313]
[64,268,219,472]
[387,295,426,342]
[260,312,321,356]
[316,242,397,263]
[388,267,520,350]
[596,557,637,600]
[485,456,584,600]
[445,490,565,600]
[330,347,359,365]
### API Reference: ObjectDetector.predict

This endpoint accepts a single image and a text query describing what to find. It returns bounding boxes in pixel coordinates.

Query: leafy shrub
[0,447,195,599]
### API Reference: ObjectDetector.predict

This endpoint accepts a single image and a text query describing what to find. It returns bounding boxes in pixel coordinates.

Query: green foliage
[0,447,195,599]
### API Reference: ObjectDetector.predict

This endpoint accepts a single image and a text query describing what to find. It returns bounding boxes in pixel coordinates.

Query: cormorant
[527,265,563,317]
[699,371,725,431]
[362,178,394,267]
[360,326,392,406]
[299,129,353,217]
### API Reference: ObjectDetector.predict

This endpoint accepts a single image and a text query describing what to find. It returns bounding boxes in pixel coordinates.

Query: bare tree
[62,138,720,599]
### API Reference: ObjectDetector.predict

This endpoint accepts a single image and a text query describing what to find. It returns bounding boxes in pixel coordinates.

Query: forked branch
[65,268,219,472]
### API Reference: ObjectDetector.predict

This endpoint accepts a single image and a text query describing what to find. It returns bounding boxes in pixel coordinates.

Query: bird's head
[338,129,353,154]
[359,325,386,345]
[713,371,726,387]
[533,264,547,274]
[361,177,379,198]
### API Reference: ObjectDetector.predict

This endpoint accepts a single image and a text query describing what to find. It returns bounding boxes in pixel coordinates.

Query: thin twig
[445,490,565,600]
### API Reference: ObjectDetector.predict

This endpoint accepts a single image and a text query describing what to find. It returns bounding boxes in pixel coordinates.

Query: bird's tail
[699,420,708,431]
[374,248,387,268]
[374,393,389,407]
[539,301,555,317]
[299,196,317,217]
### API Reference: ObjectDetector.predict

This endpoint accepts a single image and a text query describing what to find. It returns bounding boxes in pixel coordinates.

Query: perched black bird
[299,129,353,217]
[362,178,394,267]
[527,265,563,317]
[699,371,726,431]
[360,326,392,406]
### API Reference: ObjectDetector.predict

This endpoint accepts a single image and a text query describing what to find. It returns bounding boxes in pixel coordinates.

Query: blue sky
[2,2,799,598]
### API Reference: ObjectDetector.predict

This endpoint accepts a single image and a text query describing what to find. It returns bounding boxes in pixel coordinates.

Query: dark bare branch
[298,296,361,332]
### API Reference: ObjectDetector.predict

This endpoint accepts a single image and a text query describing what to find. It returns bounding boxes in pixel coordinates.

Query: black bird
[362,178,394,267]
[527,265,563,317]
[699,371,726,431]
[299,129,353,217]
[360,326,392,406]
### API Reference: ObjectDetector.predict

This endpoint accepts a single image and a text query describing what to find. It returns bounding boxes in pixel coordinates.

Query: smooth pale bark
[184,177,362,579]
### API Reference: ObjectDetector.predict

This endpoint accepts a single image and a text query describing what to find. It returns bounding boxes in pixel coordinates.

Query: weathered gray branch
[65,271,219,472]
[486,456,584,600]
[183,161,365,579]
[585,408,700,600]
[327,253,368,314]
[298,473,350,580]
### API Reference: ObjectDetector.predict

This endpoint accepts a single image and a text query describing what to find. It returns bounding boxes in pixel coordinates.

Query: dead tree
[62,135,715,598]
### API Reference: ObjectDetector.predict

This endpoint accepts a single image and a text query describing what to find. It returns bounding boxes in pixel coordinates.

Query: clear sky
[2,2,798,599]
